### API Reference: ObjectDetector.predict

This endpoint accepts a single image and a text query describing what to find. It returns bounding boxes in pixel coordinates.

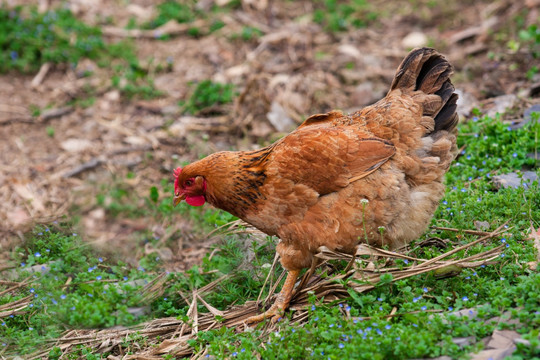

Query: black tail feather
[391,47,458,134]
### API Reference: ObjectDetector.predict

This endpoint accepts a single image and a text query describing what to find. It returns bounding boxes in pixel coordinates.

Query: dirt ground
[1,0,539,268]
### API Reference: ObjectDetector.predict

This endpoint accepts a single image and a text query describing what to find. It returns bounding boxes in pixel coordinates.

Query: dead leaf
[486,329,521,349]
[12,183,45,212]
[266,101,295,132]
[60,138,94,153]
[527,225,540,270]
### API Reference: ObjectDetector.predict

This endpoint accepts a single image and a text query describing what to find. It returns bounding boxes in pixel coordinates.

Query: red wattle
[186,195,205,206]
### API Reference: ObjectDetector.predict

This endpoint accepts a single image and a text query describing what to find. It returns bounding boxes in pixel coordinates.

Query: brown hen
[173,48,458,322]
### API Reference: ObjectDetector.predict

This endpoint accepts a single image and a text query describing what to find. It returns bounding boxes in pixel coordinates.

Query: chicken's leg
[246,269,300,323]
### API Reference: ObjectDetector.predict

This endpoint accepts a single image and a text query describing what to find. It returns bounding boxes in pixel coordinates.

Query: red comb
[173,167,182,177]
[173,167,182,194]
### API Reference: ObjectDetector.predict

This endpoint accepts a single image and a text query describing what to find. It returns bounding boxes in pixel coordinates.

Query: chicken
[173,48,458,322]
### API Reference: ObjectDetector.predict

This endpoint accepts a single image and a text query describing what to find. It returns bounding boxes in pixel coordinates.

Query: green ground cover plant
[1,112,539,358]
[0,5,162,99]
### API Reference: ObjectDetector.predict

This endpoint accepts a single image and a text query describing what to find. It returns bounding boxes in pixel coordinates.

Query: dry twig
[34,229,505,359]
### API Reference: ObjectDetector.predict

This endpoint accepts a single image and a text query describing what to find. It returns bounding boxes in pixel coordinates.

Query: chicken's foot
[246,269,300,324]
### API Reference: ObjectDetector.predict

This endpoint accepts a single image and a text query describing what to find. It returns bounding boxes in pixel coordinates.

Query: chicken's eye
[185,179,193,186]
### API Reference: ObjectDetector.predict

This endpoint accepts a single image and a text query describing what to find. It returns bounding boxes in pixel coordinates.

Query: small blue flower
[88,293,93,297]
[30,288,35,293]
[96,276,102,280]
[21,262,26,267]
[442,200,448,205]
[123,276,128,281]
[339,303,343,308]
[329,324,334,328]
[473,293,478,297]
[52,299,57,305]
[311,305,315,311]
[423,287,428,293]
[29,327,33,331]
[412,323,418,327]
[164,297,168,301]
[465,276,470,280]
[421,306,427,311]
[314,317,319,321]
[376,329,383,335]
[35,252,41,257]
[357,329,363,334]
[403,259,409,265]
[241,348,245,353]
[377,297,383,301]
[29,303,34,308]
[232,352,238,356]
[472,116,478,122]
[500,277,505,280]
[500,253,505,258]
[385,325,391,330]
[448,306,453,311]
[98,257,103,262]
[1,322,5,326]
[501,238,506,243]
[462,296,469,301]
[346,305,351,311]
[339,343,345,349]
[45,249,50,253]
[60,294,66,300]
[138,266,145,272]
[72,233,77,236]
[71,306,75,310]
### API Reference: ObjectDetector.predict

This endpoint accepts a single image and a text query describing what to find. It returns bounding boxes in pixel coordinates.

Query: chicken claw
[246,270,300,324]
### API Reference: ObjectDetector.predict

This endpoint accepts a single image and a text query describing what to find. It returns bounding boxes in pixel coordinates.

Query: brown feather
[176,47,458,278]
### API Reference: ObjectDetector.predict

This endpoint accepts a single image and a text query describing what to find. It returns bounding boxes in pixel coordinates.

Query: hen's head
[173,166,207,207]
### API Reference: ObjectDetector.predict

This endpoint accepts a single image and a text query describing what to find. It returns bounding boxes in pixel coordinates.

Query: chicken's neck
[197,148,272,218]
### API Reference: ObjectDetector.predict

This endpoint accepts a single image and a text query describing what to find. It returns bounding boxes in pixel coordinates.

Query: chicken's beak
[173,192,186,207]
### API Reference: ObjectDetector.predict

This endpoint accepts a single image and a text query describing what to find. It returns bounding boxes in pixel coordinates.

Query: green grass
[313,0,379,33]
[0,5,163,99]
[1,113,539,358]
[136,0,235,39]
[182,80,237,115]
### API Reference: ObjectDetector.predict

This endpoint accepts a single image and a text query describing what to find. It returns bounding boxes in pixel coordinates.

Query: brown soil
[1,0,539,269]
